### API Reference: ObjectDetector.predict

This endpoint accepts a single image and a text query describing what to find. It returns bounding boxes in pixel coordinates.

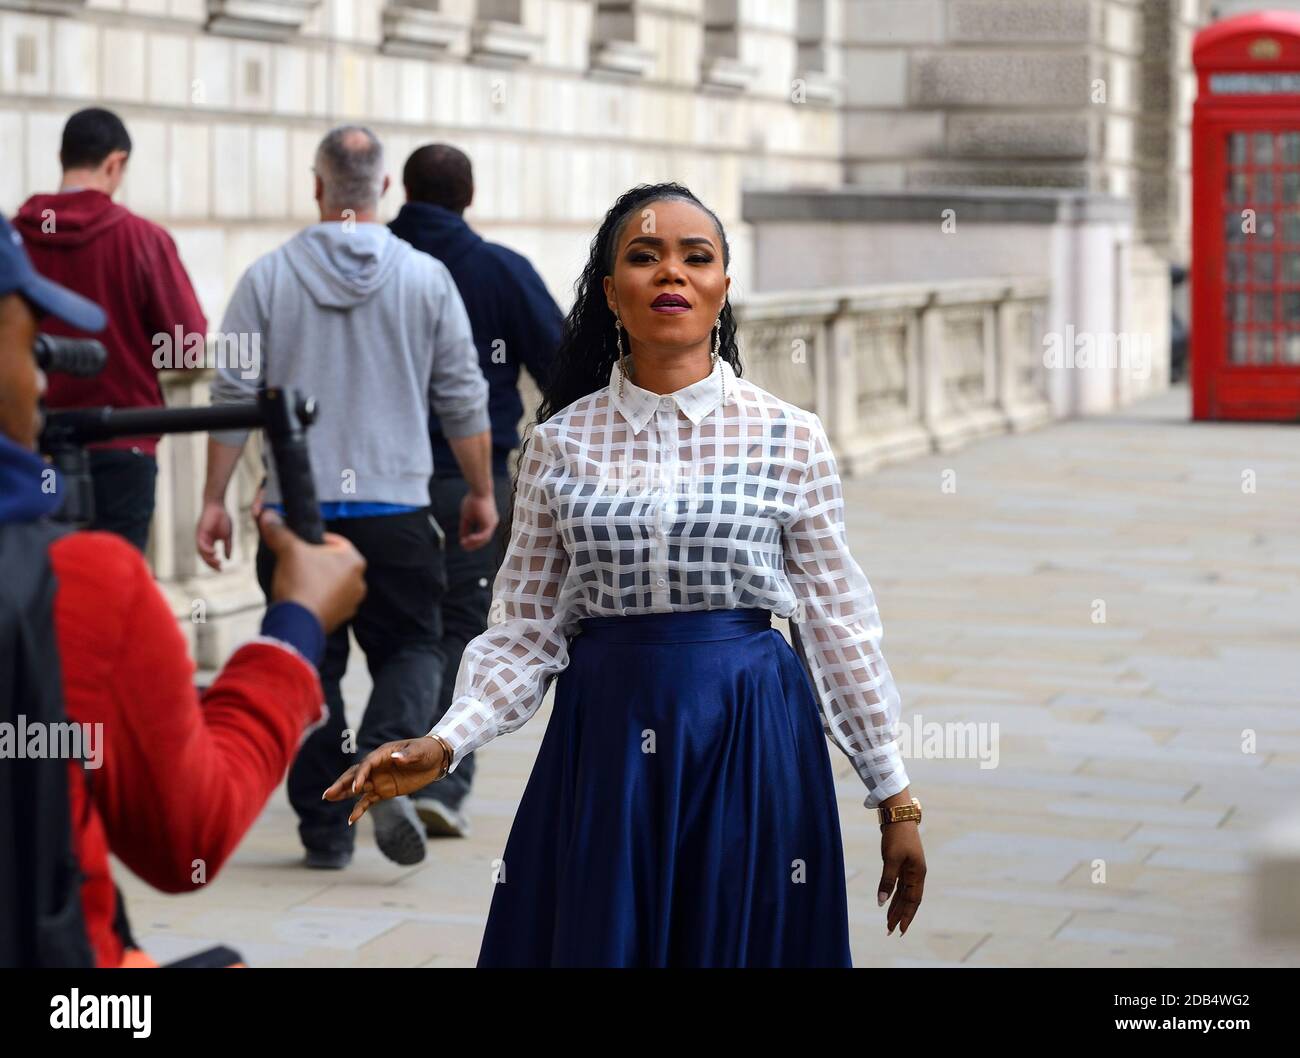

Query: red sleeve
[138,221,208,353]
[53,533,323,894]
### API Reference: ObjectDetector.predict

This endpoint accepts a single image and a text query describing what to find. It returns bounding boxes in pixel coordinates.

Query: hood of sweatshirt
[13,190,128,249]
[0,433,62,525]
[283,222,408,310]
[389,202,483,268]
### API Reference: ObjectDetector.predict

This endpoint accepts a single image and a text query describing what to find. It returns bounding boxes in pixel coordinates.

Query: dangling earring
[712,317,727,406]
[615,318,628,398]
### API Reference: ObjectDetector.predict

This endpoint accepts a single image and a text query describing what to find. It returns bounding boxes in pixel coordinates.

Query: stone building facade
[1,0,1212,311]
[1,0,858,312]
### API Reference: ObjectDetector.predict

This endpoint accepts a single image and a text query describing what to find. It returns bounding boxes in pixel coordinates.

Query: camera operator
[0,218,367,967]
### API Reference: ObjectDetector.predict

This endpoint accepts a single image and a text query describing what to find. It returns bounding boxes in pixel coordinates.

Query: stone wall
[1211,0,1300,16]
[744,186,1168,415]
[839,0,1208,264]
[0,0,850,318]
[1,0,1213,311]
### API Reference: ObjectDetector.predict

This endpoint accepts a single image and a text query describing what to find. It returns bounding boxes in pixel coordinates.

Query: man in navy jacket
[389,144,562,837]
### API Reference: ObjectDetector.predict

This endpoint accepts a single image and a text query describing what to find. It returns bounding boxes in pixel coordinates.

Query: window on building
[794,0,841,105]
[382,0,470,56]
[471,0,543,65]
[589,0,655,78]
[701,0,756,92]
[207,0,320,41]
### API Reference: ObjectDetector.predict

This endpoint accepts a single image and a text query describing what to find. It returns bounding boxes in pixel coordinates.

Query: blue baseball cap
[0,214,106,333]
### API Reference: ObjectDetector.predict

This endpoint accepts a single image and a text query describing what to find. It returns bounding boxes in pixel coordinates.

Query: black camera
[36,334,326,543]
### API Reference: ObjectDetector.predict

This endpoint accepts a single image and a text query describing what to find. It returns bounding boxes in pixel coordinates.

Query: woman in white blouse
[325,182,926,966]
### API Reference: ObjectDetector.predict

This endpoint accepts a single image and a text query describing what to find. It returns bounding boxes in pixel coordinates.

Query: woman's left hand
[878,812,926,936]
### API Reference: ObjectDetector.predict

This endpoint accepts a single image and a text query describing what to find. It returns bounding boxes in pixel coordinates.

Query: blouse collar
[609,356,735,434]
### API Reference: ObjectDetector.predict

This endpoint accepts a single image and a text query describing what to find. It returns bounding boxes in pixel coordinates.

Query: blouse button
[656,577,667,587]
[659,397,673,410]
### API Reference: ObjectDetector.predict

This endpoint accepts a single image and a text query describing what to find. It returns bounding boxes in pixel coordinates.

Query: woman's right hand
[322,736,448,825]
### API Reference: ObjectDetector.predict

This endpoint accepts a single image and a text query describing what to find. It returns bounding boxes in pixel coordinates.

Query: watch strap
[877,797,922,825]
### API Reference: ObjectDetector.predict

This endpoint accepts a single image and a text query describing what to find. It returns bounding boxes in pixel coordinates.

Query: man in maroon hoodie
[13,107,208,552]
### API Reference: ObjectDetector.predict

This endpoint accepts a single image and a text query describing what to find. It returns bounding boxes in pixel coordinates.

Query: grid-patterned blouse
[430,355,910,807]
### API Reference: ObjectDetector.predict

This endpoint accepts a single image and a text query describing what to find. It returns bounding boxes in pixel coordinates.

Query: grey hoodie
[210,222,489,506]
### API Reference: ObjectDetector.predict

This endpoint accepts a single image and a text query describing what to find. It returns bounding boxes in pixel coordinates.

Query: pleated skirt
[475,607,854,968]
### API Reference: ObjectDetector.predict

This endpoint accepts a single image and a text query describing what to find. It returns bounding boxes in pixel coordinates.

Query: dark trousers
[88,449,157,553]
[414,472,514,811]
[256,508,447,854]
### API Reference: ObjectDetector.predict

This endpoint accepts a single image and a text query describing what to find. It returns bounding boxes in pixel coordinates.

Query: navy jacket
[389,202,563,480]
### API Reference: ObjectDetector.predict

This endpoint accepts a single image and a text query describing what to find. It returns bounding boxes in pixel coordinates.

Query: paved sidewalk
[119,383,1300,967]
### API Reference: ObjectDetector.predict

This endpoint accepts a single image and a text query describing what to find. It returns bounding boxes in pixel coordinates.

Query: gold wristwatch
[877,797,922,826]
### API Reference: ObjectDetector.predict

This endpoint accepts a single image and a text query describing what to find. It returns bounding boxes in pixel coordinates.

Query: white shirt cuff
[851,739,911,809]
[429,696,497,774]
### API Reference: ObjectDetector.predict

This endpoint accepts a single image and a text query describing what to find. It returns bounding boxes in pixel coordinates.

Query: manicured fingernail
[877,891,888,906]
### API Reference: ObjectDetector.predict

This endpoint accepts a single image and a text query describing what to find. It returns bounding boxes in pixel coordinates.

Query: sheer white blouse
[429,355,911,808]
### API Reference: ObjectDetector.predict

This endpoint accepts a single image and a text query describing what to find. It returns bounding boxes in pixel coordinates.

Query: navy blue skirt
[476,608,853,968]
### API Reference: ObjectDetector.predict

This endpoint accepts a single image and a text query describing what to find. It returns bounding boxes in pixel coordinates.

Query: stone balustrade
[734,276,1052,474]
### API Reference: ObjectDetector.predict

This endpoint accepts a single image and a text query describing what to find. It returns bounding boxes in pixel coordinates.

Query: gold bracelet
[429,734,454,781]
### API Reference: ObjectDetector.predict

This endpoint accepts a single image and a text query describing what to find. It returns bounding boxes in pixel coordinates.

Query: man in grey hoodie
[196,126,497,870]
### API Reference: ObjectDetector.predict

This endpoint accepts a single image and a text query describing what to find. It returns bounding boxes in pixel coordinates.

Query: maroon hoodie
[13,190,207,455]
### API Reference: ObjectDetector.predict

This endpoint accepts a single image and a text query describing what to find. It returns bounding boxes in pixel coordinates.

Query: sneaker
[415,797,471,838]
[303,847,353,870]
[370,796,427,865]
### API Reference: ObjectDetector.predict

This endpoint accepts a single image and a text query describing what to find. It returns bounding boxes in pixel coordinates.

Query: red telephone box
[1192,11,1300,421]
